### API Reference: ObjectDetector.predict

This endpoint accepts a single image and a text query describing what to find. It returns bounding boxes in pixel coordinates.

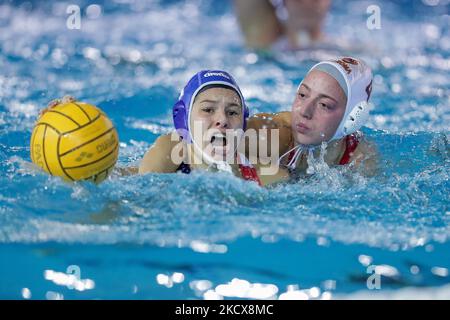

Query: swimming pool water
[0,0,449,299]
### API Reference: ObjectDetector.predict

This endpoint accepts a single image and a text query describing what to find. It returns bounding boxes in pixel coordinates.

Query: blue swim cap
[172,70,248,143]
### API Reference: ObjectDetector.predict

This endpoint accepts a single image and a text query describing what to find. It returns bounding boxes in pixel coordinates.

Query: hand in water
[284,0,331,48]
[233,0,331,50]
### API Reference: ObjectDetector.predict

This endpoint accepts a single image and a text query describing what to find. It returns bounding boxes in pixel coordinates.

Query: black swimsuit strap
[176,162,191,174]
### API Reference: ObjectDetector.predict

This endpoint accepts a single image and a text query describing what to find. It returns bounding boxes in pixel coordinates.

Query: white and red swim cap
[306,57,374,141]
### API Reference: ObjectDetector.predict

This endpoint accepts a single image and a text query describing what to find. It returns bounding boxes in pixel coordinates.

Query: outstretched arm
[138,133,182,174]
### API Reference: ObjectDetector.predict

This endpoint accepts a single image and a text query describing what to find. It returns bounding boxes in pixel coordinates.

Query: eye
[319,102,333,110]
[228,110,240,116]
[202,107,214,114]
[298,92,306,98]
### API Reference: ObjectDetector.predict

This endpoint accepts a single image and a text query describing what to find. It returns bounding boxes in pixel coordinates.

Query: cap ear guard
[173,101,191,142]
[342,101,372,136]
[243,103,249,130]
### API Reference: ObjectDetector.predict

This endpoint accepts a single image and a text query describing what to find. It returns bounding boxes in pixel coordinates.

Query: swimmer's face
[291,70,347,145]
[189,87,243,161]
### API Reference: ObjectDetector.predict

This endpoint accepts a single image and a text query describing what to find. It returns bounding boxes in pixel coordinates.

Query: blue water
[0,0,449,299]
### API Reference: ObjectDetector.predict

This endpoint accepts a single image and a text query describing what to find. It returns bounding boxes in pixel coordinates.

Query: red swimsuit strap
[239,164,262,186]
[339,133,360,165]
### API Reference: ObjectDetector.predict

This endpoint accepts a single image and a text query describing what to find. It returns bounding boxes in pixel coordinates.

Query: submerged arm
[349,137,380,177]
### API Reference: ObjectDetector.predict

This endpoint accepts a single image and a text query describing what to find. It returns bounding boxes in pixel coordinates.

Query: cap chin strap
[278,144,317,171]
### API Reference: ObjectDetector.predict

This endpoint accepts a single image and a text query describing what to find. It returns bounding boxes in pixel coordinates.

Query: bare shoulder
[248,111,291,130]
[272,111,293,154]
[272,111,292,128]
[138,132,182,174]
[245,111,293,160]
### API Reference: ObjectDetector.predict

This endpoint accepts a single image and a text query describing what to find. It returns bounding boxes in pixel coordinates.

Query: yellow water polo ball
[30,101,119,184]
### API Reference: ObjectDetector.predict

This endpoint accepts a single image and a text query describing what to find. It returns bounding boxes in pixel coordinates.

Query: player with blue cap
[140,70,262,185]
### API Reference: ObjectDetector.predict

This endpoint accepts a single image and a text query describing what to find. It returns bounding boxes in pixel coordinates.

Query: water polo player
[139,70,287,185]
[247,56,378,175]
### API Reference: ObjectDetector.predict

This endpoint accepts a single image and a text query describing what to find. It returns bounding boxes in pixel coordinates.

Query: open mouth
[210,133,227,147]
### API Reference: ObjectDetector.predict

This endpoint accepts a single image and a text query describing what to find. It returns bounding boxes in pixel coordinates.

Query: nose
[213,110,228,129]
[297,99,315,120]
